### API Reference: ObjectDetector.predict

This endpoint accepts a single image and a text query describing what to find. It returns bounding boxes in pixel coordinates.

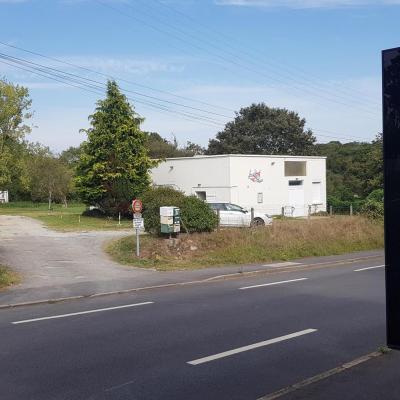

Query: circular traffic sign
[132,199,143,213]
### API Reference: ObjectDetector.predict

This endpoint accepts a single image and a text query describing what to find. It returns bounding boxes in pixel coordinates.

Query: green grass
[106,216,384,271]
[0,265,20,289]
[0,201,132,231]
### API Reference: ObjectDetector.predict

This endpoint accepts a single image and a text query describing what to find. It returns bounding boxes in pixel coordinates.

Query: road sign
[132,199,143,213]
[133,218,144,229]
[134,212,142,219]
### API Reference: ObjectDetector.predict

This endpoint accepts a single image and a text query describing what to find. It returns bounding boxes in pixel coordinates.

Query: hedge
[141,186,218,235]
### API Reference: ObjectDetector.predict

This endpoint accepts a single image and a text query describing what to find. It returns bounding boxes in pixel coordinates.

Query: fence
[215,203,357,228]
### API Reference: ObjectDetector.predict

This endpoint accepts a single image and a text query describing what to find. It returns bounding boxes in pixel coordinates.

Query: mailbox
[160,206,181,234]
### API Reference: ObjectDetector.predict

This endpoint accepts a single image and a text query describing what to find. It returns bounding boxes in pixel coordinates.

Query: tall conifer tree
[76,80,157,215]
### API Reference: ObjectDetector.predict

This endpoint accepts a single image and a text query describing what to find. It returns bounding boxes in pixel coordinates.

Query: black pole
[383,46,400,349]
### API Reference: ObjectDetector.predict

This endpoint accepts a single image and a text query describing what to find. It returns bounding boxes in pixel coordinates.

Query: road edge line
[0,254,382,310]
[257,351,385,400]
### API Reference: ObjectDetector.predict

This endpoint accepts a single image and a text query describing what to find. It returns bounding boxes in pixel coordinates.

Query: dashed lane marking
[187,329,317,365]
[239,278,308,290]
[12,302,154,324]
[354,265,384,272]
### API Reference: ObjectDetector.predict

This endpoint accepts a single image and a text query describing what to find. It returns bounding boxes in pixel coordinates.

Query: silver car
[208,202,272,227]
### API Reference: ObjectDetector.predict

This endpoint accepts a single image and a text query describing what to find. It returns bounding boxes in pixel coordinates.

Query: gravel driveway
[0,215,154,304]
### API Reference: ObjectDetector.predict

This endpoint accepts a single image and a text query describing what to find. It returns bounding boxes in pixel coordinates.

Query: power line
[0,50,232,120]
[149,0,381,109]
[1,51,376,143]
[0,57,225,129]
[102,0,380,115]
[0,52,229,126]
[0,41,234,114]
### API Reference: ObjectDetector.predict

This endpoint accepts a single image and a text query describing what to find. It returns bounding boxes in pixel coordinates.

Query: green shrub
[327,195,364,214]
[366,189,384,203]
[141,187,185,235]
[180,195,218,233]
[361,200,383,219]
[361,190,384,219]
[141,186,218,235]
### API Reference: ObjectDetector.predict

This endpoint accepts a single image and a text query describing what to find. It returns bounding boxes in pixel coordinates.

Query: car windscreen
[208,203,227,210]
[226,204,245,212]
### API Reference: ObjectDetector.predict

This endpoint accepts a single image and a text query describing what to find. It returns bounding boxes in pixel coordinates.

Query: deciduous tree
[207,103,316,156]
[29,148,73,209]
[0,79,32,194]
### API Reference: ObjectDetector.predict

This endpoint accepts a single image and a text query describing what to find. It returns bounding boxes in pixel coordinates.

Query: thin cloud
[0,55,185,78]
[55,56,186,75]
[215,0,400,8]
[0,0,29,3]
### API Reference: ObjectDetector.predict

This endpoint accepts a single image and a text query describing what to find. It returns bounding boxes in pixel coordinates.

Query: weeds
[106,216,384,271]
[0,265,20,289]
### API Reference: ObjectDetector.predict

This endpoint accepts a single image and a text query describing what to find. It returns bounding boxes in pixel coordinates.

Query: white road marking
[239,278,308,290]
[187,328,318,365]
[354,265,385,272]
[262,262,301,268]
[12,302,154,325]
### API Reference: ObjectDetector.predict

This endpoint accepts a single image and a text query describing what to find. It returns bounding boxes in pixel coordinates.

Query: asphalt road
[0,256,385,400]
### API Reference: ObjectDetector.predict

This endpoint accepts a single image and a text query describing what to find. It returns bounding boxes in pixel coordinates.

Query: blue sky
[1,0,399,152]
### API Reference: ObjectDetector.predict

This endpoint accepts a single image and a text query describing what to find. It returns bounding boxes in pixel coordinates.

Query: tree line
[0,78,382,214]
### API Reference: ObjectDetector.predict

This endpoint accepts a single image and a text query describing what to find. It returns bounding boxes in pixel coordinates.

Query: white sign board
[133,218,144,230]
[160,206,175,217]
[0,190,9,203]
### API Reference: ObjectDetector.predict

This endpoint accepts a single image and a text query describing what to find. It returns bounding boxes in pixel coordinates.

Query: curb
[257,350,386,400]
[0,254,382,310]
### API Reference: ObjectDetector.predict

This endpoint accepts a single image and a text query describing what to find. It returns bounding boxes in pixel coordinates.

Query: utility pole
[383,46,400,349]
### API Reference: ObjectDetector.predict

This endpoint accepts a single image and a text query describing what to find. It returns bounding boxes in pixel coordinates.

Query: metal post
[251,207,254,225]
[350,204,353,217]
[330,205,333,216]
[281,206,284,217]
[136,228,140,257]
[308,205,311,219]
[118,212,121,225]
[383,47,400,349]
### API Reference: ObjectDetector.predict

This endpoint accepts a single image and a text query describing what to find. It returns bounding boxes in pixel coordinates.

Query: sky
[1,0,399,153]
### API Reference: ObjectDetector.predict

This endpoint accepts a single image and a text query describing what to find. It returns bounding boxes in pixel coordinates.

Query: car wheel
[252,217,265,227]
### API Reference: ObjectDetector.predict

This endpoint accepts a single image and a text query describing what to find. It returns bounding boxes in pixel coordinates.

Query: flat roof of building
[160,154,326,161]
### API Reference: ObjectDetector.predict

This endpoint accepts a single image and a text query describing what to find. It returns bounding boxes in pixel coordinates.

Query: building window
[195,191,206,200]
[285,161,307,176]
[312,182,322,203]
[257,193,263,203]
[288,180,303,186]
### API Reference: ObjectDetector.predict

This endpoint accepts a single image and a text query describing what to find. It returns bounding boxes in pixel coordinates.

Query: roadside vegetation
[106,216,384,271]
[142,186,218,235]
[0,202,131,231]
[0,265,20,289]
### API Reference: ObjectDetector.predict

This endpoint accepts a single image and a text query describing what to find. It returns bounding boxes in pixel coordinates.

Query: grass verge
[0,202,132,231]
[106,216,384,271]
[0,265,20,289]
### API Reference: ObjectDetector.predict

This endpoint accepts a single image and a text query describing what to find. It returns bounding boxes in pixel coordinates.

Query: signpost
[132,199,143,257]
[383,47,400,349]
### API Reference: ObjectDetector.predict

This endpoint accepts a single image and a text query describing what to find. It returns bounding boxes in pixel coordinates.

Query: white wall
[150,157,232,202]
[229,156,326,216]
[150,155,326,217]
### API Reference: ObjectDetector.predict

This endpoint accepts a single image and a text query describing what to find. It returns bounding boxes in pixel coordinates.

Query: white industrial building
[150,154,327,217]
